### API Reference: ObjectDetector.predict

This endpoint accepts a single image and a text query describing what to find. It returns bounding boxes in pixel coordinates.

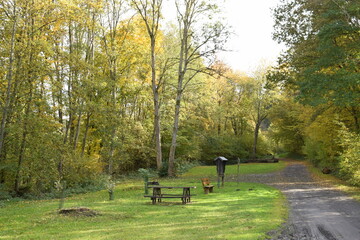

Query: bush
[303,138,329,167]
[338,127,360,186]
[302,114,342,168]
[156,159,200,178]
[62,152,103,189]
[158,162,169,178]
[0,184,11,201]
[175,159,201,175]
[200,134,253,164]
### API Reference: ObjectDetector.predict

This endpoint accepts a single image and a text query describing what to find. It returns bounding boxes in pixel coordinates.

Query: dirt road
[235,160,360,240]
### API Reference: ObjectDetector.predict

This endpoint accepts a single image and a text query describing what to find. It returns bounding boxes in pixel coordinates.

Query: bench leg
[209,187,213,193]
[204,187,209,194]
[183,188,191,204]
[181,196,190,204]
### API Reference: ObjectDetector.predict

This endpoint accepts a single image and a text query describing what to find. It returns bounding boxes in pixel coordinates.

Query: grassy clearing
[183,161,286,178]
[305,162,360,201]
[0,164,287,240]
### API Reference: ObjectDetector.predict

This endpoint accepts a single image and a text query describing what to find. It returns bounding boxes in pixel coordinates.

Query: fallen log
[247,158,279,163]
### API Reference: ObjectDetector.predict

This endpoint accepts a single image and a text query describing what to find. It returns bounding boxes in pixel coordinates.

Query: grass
[183,161,286,178]
[305,162,360,202]
[0,163,288,240]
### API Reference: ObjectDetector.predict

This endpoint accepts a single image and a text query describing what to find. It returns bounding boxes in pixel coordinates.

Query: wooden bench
[144,186,195,204]
[144,181,159,195]
[144,194,190,204]
[201,178,214,194]
[147,181,159,186]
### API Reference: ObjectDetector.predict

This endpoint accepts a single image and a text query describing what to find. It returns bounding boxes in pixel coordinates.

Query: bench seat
[201,178,214,194]
[144,195,184,198]
[202,185,214,194]
[144,194,194,204]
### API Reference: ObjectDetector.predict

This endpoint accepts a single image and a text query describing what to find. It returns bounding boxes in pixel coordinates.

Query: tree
[271,0,360,184]
[131,0,164,170]
[0,0,76,194]
[272,0,360,130]
[0,0,18,182]
[206,62,252,137]
[249,63,277,159]
[268,92,305,154]
[99,0,128,177]
[168,0,229,176]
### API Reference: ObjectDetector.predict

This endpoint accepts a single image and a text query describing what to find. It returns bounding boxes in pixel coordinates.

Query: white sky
[162,0,286,73]
[218,0,286,73]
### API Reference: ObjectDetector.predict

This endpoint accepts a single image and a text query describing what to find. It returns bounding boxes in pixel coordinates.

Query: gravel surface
[228,160,360,240]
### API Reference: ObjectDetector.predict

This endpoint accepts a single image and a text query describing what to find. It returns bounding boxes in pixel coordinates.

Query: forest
[0,0,359,199]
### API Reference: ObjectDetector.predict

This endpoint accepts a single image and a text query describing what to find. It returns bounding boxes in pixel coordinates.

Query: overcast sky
[218,0,286,73]
[162,0,286,73]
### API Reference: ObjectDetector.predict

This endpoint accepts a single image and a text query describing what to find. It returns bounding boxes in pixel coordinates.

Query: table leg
[153,187,162,204]
[183,188,191,203]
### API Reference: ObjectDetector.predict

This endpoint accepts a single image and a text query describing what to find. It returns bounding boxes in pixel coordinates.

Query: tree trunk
[231,118,237,136]
[73,108,82,150]
[153,93,162,170]
[350,107,360,133]
[14,124,28,193]
[15,35,36,193]
[81,112,91,157]
[0,4,17,161]
[15,9,36,192]
[168,92,182,176]
[63,117,71,144]
[132,0,164,170]
[252,123,260,159]
[168,1,189,177]
[150,36,163,170]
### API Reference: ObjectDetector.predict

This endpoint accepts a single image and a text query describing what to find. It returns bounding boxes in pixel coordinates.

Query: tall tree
[168,0,228,176]
[272,0,360,130]
[210,62,252,137]
[250,63,276,159]
[271,0,359,184]
[131,0,164,170]
[99,0,128,176]
[0,0,18,181]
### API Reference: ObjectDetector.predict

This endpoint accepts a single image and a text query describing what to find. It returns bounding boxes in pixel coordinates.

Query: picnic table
[144,186,196,204]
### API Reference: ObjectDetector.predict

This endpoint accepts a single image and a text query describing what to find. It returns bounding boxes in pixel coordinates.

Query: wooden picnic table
[144,186,196,204]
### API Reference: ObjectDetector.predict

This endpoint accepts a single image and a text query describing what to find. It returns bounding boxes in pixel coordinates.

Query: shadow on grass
[1,168,288,240]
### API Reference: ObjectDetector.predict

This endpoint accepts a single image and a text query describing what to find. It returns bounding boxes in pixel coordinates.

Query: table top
[148,186,196,189]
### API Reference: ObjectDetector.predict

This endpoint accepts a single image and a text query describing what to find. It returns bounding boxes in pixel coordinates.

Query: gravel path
[229,160,360,240]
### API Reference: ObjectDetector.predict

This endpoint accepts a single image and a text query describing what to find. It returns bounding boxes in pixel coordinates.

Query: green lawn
[0,162,287,240]
[183,161,286,178]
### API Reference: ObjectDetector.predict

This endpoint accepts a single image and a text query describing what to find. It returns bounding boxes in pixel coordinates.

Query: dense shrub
[175,159,201,175]
[199,132,271,164]
[0,184,11,200]
[302,112,341,168]
[268,98,305,155]
[303,138,330,167]
[158,162,169,177]
[62,152,104,189]
[338,127,360,186]
[155,159,200,177]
